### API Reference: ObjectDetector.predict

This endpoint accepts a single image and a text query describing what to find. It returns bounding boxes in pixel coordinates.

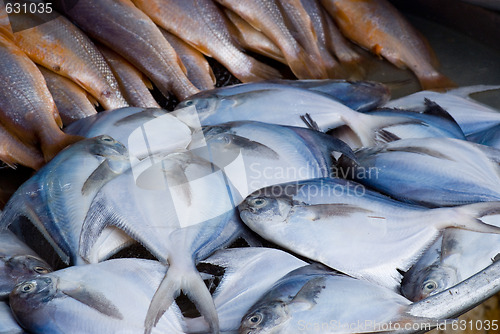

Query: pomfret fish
[240,263,443,334]
[383,85,500,135]
[97,44,160,109]
[340,138,500,207]
[159,29,216,91]
[9,259,187,333]
[467,124,500,149]
[0,34,82,161]
[9,10,128,110]
[0,135,130,265]
[0,230,52,300]
[53,0,199,100]
[238,177,500,291]
[0,301,24,333]
[223,9,286,64]
[214,0,324,79]
[0,122,44,170]
[321,0,454,89]
[79,151,246,333]
[132,0,281,83]
[186,248,307,333]
[38,66,97,126]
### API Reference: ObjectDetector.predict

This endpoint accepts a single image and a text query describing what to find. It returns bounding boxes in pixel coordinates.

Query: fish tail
[40,133,83,162]
[447,84,500,98]
[445,202,500,234]
[144,260,219,334]
[240,57,283,82]
[418,72,457,91]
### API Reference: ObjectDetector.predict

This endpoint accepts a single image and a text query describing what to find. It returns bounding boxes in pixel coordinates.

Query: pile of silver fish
[1,78,500,334]
[0,0,457,169]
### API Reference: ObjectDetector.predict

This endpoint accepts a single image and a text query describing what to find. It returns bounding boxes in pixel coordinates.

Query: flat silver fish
[0,301,24,333]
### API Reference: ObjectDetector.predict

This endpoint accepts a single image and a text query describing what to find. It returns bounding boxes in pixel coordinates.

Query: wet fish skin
[0,122,44,170]
[0,34,82,161]
[9,259,187,333]
[240,263,443,334]
[53,0,199,100]
[9,10,128,110]
[159,29,216,91]
[238,177,500,291]
[97,44,161,109]
[342,138,500,207]
[223,8,286,64]
[0,230,52,300]
[38,66,97,126]
[214,0,324,79]
[132,0,281,83]
[467,124,500,149]
[0,135,130,266]
[321,0,454,89]
[0,301,24,333]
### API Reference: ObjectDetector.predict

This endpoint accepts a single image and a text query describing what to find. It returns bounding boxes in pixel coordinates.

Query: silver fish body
[467,124,500,149]
[238,177,500,291]
[9,259,186,333]
[0,301,24,333]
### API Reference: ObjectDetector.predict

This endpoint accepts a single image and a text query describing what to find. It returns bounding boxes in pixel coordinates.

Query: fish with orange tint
[0,34,82,161]
[223,8,286,65]
[0,1,13,40]
[97,44,161,109]
[160,29,216,91]
[214,0,325,79]
[8,10,128,110]
[53,0,199,101]
[38,66,98,126]
[321,0,455,89]
[0,123,44,170]
[131,0,281,83]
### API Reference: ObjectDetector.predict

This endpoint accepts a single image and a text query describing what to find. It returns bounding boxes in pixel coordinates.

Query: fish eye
[101,135,114,142]
[250,198,267,208]
[184,100,194,106]
[33,266,50,274]
[20,281,37,293]
[423,280,437,292]
[248,312,262,325]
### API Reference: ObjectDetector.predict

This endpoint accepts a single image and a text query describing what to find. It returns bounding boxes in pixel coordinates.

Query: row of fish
[0,0,457,170]
[1,79,500,333]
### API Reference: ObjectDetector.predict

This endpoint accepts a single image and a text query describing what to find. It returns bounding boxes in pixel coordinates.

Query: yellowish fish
[321,0,455,89]
[9,10,128,110]
[0,123,44,170]
[132,0,281,83]
[97,44,161,108]
[0,35,82,161]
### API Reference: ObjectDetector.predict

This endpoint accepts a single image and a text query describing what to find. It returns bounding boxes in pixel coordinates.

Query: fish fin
[375,129,401,143]
[81,159,129,196]
[300,113,320,132]
[445,202,500,234]
[289,277,326,310]
[418,72,457,91]
[141,74,155,91]
[63,285,123,320]
[86,93,100,107]
[422,98,464,130]
[41,133,83,162]
[447,85,500,99]
[242,57,283,82]
[144,260,219,334]
[493,253,500,263]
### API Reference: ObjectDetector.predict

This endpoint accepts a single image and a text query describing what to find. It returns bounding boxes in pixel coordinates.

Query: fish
[0,0,14,40]
[340,138,500,207]
[159,29,216,91]
[214,0,325,79]
[0,135,130,265]
[97,44,161,109]
[401,224,500,302]
[0,34,82,161]
[191,121,355,198]
[238,177,500,291]
[223,8,286,64]
[321,0,455,89]
[38,66,97,126]
[240,263,444,334]
[132,0,281,83]
[277,0,345,78]
[467,124,500,149]
[9,259,187,333]
[186,248,307,332]
[9,10,128,110]
[79,151,247,333]
[0,122,44,170]
[383,85,500,135]
[0,301,24,333]
[53,0,199,100]
[0,230,52,300]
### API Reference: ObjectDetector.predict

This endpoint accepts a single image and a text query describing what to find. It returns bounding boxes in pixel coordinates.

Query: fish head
[239,193,293,228]
[401,264,458,301]
[0,255,52,298]
[175,93,220,126]
[239,301,289,334]
[89,135,128,157]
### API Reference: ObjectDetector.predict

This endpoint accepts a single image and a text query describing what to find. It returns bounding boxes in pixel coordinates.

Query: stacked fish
[1,77,500,334]
[0,0,457,171]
